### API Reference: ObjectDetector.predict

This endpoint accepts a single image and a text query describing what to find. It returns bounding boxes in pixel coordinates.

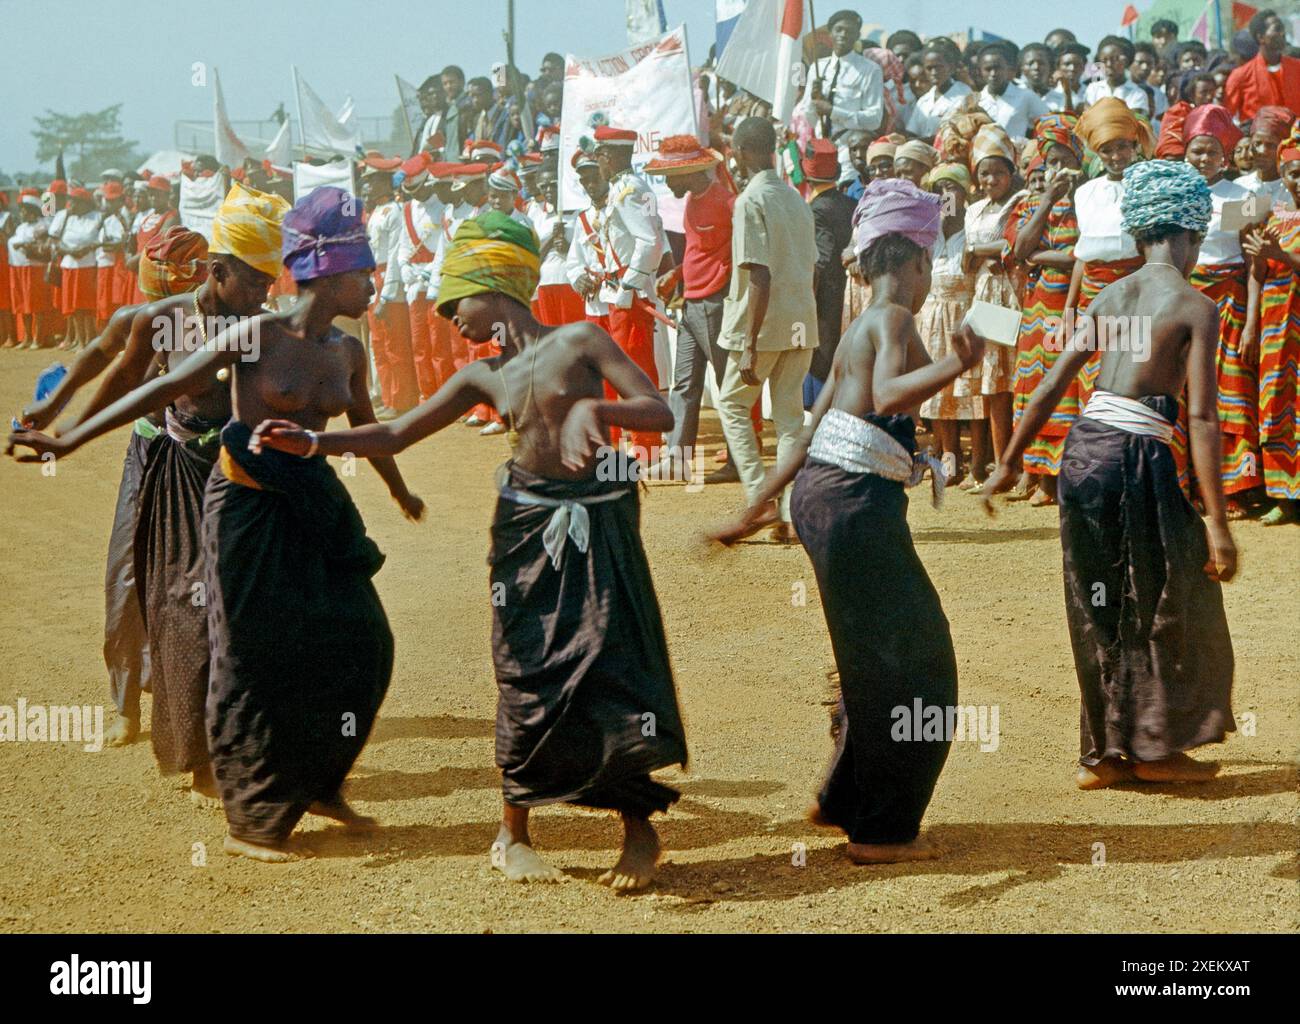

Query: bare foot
[845,835,940,864]
[490,827,565,883]
[598,815,661,892]
[1132,752,1220,783]
[189,766,222,809]
[105,715,139,747]
[308,794,377,832]
[1029,489,1057,507]
[222,834,302,863]
[1076,757,1136,790]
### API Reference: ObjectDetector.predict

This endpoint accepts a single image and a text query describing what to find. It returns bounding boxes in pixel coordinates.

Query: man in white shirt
[977,42,1050,140]
[794,9,884,173]
[907,40,972,139]
[364,169,418,415]
[412,76,446,157]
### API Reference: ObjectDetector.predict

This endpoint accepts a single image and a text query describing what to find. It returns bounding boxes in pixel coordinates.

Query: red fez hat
[571,148,600,171]
[801,138,841,182]
[593,125,637,146]
[48,179,68,195]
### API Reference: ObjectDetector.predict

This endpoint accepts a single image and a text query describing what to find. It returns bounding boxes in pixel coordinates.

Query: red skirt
[533,283,585,326]
[12,265,52,315]
[61,266,97,314]
[96,261,121,322]
[114,258,136,306]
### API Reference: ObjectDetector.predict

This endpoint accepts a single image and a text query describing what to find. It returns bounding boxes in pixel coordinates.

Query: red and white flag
[714,0,807,123]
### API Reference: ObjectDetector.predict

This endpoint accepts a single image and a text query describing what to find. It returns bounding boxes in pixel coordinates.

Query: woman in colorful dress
[1010,113,1084,506]
[916,163,978,483]
[1183,104,1261,513]
[961,124,1026,484]
[1242,128,1300,526]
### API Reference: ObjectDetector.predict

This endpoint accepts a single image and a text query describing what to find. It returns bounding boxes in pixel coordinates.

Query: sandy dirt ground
[0,347,1295,934]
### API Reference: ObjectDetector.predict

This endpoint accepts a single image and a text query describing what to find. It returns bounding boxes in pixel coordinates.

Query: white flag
[294,67,362,156]
[212,67,250,169]
[264,119,292,168]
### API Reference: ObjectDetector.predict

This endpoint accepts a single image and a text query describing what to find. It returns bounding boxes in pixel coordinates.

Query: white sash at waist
[807,407,947,507]
[1081,391,1173,444]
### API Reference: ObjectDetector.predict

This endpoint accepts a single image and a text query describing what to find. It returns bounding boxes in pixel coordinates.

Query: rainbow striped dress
[1258,211,1300,500]
[1012,195,1079,475]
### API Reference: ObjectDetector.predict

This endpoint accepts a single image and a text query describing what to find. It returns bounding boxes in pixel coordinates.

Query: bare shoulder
[548,319,609,356]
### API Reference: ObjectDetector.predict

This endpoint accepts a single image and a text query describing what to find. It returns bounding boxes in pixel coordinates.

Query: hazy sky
[0,0,1136,173]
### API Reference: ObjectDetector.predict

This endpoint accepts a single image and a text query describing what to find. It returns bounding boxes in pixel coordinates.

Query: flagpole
[291,65,307,162]
[396,74,415,147]
[1213,0,1224,50]
[807,0,820,89]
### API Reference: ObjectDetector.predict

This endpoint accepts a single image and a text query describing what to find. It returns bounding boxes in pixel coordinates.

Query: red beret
[48,179,68,195]
[147,175,170,192]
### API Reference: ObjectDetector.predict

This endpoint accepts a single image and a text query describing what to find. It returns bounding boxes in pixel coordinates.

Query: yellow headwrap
[926,162,972,194]
[1076,97,1156,158]
[209,181,291,278]
[969,124,1017,173]
[435,210,541,317]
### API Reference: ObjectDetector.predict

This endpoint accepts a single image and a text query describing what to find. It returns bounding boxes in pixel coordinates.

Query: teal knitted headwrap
[1120,159,1211,235]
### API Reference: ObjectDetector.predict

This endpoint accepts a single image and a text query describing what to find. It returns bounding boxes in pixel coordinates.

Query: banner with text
[559,24,697,212]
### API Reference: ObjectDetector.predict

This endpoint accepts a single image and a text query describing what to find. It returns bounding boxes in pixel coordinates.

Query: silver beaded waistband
[807,408,947,507]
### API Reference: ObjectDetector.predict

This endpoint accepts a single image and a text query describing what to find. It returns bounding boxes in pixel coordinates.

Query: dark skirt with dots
[201,420,392,846]
[134,416,223,775]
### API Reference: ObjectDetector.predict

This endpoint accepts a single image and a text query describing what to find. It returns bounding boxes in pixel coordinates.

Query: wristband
[305,430,320,458]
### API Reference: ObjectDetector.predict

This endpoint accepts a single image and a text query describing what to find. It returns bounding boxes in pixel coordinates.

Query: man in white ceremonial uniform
[430,161,497,428]
[794,9,884,182]
[565,147,613,330]
[593,125,668,459]
[365,169,418,415]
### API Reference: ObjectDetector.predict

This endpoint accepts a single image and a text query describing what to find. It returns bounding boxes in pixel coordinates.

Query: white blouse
[1073,176,1136,263]
[1198,177,1251,266]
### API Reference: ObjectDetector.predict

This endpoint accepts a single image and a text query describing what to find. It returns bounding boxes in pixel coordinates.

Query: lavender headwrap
[852,178,943,258]
[280,186,376,283]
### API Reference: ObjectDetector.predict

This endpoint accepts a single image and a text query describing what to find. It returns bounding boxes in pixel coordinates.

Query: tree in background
[32,104,142,181]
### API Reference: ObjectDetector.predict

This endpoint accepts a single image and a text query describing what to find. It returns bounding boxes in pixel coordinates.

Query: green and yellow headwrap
[435,210,541,317]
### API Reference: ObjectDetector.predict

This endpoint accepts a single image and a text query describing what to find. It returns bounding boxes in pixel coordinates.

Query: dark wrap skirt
[201,420,392,845]
[1058,394,1235,765]
[490,459,687,818]
[790,414,958,846]
[104,423,157,717]
[133,408,224,774]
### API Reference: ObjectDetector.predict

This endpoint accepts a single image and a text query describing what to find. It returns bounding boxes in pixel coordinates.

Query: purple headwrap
[280,186,376,283]
[852,178,942,258]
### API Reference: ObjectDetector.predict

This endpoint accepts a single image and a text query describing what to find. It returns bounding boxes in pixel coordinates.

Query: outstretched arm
[255,360,489,460]
[7,314,249,459]
[20,304,140,431]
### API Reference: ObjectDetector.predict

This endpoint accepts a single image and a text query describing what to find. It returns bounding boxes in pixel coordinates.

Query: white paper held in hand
[960,300,1021,347]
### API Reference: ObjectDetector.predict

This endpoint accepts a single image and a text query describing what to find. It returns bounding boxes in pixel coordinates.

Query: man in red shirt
[644,136,735,481]
[1225,9,1300,122]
